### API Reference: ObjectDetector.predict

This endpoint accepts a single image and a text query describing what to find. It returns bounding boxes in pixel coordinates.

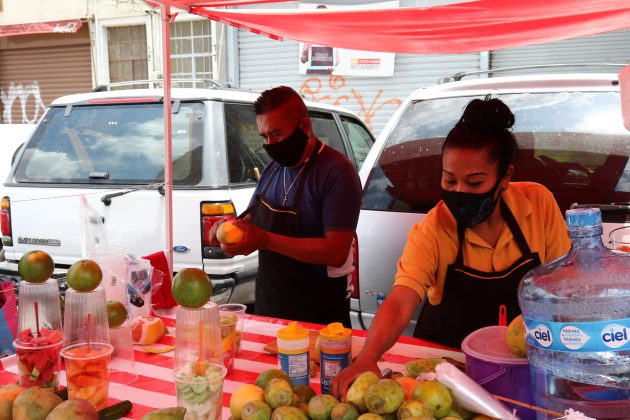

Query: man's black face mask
[441,177,503,228]
[263,126,309,167]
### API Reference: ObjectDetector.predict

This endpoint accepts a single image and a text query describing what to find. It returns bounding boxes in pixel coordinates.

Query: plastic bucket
[461,326,535,420]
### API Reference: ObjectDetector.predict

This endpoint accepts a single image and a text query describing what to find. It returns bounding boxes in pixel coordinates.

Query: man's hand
[220,219,267,256]
[330,355,380,402]
[208,218,226,246]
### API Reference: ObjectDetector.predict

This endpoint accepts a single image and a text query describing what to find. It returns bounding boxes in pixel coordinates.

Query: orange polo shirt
[393,182,571,305]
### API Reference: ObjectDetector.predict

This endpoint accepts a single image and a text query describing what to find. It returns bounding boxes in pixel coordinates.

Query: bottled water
[518,208,630,418]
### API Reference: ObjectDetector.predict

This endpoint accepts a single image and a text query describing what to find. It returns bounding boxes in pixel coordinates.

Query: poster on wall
[298,1,398,77]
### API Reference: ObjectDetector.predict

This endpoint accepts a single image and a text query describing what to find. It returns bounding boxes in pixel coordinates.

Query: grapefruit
[66,259,103,292]
[106,300,128,328]
[131,316,165,345]
[217,221,245,245]
[18,250,54,283]
[171,268,212,308]
[506,314,527,357]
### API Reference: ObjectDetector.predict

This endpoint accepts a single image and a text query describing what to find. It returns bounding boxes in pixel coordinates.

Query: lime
[18,250,54,283]
[171,268,212,308]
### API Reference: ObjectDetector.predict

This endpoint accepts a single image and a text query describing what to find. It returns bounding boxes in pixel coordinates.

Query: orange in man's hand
[217,221,245,245]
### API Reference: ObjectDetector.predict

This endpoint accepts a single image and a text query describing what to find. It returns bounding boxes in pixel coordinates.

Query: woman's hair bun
[457,96,515,132]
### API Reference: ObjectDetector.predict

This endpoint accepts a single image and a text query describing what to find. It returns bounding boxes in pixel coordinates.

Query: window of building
[108,25,149,89]
[171,20,213,87]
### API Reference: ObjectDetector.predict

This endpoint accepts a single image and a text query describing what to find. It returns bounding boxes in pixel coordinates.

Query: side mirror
[619,65,630,132]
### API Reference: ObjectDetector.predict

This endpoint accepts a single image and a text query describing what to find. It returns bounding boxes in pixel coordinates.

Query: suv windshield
[15,102,204,185]
[363,91,630,219]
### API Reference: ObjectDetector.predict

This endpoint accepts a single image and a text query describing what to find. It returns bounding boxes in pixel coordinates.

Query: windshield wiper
[101,183,165,206]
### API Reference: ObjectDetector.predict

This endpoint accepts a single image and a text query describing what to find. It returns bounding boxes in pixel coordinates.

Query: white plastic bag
[79,195,109,257]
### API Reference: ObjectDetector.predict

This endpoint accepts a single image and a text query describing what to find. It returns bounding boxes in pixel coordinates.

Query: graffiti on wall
[1,81,47,124]
[300,75,402,131]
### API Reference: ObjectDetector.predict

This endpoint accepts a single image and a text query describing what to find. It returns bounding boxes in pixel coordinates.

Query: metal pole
[160,3,174,275]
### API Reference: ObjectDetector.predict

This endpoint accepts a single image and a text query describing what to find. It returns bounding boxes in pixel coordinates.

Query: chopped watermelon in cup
[61,342,113,410]
[14,328,64,389]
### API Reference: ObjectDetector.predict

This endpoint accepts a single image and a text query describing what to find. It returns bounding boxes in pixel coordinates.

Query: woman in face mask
[331,96,571,399]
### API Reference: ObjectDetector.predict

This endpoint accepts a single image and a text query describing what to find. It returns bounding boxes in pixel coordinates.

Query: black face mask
[263,126,309,167]
[441,178,503,228]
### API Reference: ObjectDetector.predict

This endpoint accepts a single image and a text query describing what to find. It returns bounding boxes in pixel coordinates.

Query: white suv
[352,71,630,334]
[0,85,374,304]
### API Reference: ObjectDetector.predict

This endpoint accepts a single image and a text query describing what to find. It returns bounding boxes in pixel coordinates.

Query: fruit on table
[12,386,63,420]
[264,378,294,410]
[506,314,527,358]
[241,400,273,420]
[141,406,187,420]
[393,377,418,400]
[345,370,379,412]
[405,358,445,378]
[174,361,224,420]
[230,383,265,418]
[18,250,55,283]
[355,414,383,420]
[396,399,433,418]
[330,402,360,420]
[292,384,316,405]
[171,268,212,308]
[107,300,128,328]
[307,394,339,420]
[410,379,453,419]
[0,384,25,419]
[255,369,292,390]
[269,406,308,420]
[364,379,404,415]
[217,221,245,245]
[66,259,103,292]
[63,345,112,410]
[15,328,63,388]
[46,398,98,420]
[131,316,165,345]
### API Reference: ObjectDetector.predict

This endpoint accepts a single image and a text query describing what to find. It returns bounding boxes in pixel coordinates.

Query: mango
[265,378,294,409]
[405,358,445,378]
[0,384,24,419]
[307,394,339,420]
[271,406,309,420]
[451,400,474,420]
[241,400,273,420]
[46,398,98,420]
[292,384,316,405]
[356,414,383,420]
[443,408,464,419]
[506,315,527,357]
[396,399,434,419]
[331,403,360,420]
[12,387,62,420]
[231,384,265,418]
[410,380,452,419]
[364,379,404,415]
[141,407,187,419]
[346,371,379,412]
[256,369,292,390]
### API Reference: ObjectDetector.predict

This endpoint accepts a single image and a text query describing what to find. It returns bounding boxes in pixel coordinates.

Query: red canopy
[149,0,630,54]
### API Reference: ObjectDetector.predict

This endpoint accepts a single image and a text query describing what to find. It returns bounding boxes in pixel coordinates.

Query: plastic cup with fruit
[220,314,238,372]
[173,362,227,420]
[61,342,113,410]
[14,328,63,389]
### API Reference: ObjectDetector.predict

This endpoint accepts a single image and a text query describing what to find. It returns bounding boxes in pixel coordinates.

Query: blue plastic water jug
[518,208,630,419]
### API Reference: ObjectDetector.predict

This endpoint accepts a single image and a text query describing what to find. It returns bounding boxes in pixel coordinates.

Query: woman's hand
[220,219,267,256]
[330,355,380,402]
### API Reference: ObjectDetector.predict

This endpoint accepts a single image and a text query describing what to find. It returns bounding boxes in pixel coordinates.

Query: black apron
[240,142,351,327]
[414,200,541,348]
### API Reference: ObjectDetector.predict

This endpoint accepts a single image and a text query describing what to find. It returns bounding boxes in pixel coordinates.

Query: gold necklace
[282,165,306,206]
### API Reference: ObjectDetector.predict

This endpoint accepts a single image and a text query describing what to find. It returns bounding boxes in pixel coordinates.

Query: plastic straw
[492,394,564,417]
[195,320,204,375]
[34,302,40,336]
[87,313,93,350]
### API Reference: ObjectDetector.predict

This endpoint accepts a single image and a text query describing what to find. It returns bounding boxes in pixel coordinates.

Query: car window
[310,111,346,155]
[363,92,630,221]
[340,115,374,170]
[15,102,205,185]
[225,103,270,184]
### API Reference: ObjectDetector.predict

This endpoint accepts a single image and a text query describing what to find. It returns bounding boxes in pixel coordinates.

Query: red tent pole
[161,3,174,276]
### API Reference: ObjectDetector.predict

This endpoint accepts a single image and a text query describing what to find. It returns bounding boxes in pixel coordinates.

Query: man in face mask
[211,86,362,327]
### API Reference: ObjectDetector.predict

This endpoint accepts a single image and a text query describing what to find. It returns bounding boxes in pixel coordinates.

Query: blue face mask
[441,179,503,228]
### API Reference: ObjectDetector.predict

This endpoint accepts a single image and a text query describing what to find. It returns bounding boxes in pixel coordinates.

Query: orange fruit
[395,376,419,400]
[107,300,128,328]
[216,221,245,245]
[18,250,54,283]
[66,259,103,292]
[171,268,212,308]
[131,316,165,345]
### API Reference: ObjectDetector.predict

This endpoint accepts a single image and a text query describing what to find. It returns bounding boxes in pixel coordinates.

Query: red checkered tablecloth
[0,309,464,419]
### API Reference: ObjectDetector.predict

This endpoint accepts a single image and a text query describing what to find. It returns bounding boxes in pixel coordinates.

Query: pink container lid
[461,326,528,366]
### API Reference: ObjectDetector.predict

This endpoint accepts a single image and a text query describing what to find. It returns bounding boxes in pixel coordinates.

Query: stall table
[0,309,464,419]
